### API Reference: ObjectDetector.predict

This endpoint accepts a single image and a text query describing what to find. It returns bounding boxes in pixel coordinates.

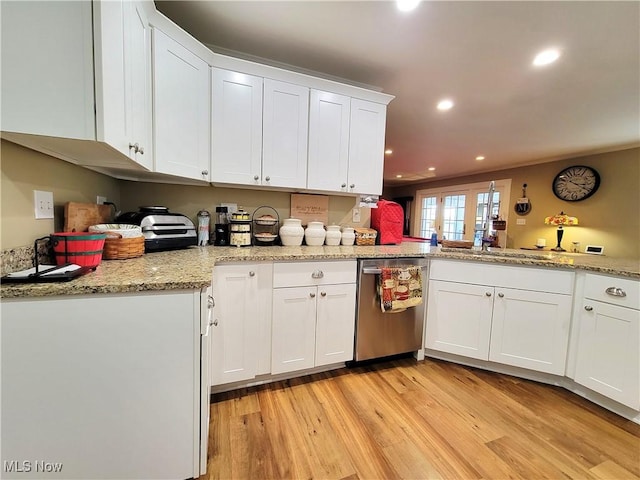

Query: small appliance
[116,206,197,251]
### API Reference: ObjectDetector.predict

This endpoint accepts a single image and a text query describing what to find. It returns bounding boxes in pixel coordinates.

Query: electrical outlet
[97,195,107,205]
[352,207,361,223]
[516,218,526,225]
[34,190,54,219]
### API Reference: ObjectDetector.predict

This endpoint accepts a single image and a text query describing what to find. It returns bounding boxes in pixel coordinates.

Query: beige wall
[0,139,367,249]
[1,140,121,248]
[385,147,640,259]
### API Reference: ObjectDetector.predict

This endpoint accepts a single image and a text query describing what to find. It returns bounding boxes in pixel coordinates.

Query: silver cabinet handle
[341,183,347,188]
[129,142,140,153]
[213,318,219,326]
[310,292,316,298]
[254,175,259,181]
[498,292,504,298]
[350,184,355,189]
[138,145,144,155]
[265,176,271,181]
[584,305,593,311]
[311,270,324,279]
[605,287,626,297]
[201,169,209,176]
[249,271,255,277]
[207,295,215,309]
[320,291,327,297]
[485,292,492,297]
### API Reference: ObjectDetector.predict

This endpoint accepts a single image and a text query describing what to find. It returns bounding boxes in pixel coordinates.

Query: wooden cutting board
[64,202,114,232]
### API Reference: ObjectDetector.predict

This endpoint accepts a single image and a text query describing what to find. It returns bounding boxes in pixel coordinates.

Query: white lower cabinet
[271,261,357,375]
[210,263,272,385]
[426,260,574,375]
[573,274,639,410]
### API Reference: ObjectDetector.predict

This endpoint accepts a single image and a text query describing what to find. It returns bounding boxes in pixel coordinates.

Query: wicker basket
[103,235,145,260]
[354,228,377,246]
[441,239,474,249]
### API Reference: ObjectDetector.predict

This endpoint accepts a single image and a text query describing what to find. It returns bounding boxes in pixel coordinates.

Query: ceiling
[154,1,640,186]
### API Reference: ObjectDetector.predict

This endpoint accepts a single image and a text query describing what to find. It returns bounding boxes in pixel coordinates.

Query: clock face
[552,165,600,201]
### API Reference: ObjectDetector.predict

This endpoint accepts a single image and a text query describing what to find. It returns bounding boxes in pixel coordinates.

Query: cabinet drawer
[273,260,356,287]
[429,259,574,294]
[584,274,639,309]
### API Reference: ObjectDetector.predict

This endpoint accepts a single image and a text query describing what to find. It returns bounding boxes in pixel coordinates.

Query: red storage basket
[370,200,404,245]
[50,232,106,268]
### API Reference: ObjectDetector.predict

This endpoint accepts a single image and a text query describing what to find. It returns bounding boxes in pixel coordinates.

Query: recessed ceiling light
[396,174,403,178]
[437,99,454,111]
[476,155,485,161]
[397,0,420,12]
[533,48,561,66]
[385,149,393,155]
[428,167,436,171]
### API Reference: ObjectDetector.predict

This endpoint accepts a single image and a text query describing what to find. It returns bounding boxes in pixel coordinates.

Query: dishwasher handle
[362,265,427,275]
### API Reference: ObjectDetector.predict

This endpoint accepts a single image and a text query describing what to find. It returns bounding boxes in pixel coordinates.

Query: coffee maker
[213,206,229,246]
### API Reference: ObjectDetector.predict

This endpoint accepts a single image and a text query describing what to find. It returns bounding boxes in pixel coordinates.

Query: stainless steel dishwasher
[355,257,428,361]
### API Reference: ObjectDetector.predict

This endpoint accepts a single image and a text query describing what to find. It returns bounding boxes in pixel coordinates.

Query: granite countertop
[1,243,638,299]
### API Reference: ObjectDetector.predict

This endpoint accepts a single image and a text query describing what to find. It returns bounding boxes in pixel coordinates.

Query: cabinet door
[271,286,317,374]
[95,0,152,168]
[315,283,356,366]
[425,280,493,360]
[211,264,259,385]
[153,28,210,181]
[262,79,309,188]
[211,68,263,185]
[347,99,386,195]
[489,288,572,375]
[574,301,640,409]
[307,90,351,192]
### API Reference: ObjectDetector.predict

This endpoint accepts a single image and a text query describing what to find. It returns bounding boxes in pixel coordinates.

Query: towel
[379,266,423,313]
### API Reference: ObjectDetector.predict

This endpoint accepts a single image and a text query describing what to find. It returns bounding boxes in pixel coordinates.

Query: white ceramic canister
[279,218,304,246]
[325,225,342,246]
[304,221,326,246]
[341,227,356,246]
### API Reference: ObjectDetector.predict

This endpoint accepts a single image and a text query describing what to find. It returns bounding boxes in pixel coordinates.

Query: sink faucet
[482,181,496,251]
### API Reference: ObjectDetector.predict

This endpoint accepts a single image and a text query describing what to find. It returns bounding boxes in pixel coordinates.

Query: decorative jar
[341,227,356,246]
[279,218,304,246]
[304,221,326,246]
[325,225,342,246]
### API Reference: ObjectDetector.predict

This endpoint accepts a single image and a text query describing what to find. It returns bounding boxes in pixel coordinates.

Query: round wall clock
[552,165,600,202]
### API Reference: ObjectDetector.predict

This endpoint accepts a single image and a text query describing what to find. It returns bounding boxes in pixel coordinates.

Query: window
[415,180,511,245]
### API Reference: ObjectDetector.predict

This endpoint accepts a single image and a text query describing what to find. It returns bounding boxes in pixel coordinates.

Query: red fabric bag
[370,200,404,245]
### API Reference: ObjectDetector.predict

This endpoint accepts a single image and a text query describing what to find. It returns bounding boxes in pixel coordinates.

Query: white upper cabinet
[348,99,387,195]
[153,28,210,181]
[262,79,309,189]
[307,90,351,192]
[94,0,152,168]
[210,68,263,185]
[1,0,153,170]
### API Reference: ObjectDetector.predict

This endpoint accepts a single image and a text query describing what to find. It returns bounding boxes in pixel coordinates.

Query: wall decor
[514,183,532,215]
[552,165,600,201]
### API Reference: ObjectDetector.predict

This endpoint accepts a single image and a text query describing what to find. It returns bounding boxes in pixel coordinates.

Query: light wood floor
[202,357,640,480]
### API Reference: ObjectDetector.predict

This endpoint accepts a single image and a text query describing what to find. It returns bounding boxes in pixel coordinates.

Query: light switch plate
[516,218,526,225]
[34,190,54,219]
[352,208,361,223]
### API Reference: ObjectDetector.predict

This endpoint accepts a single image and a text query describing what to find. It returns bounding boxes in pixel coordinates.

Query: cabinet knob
[129,142,139,153]
[254,175,260,181]
[350,184,355,189]
[497,292,504,298]
[605,287,626,297]
[138,146,144,155]
[341,183,347,188]
[265,176,271,182]
[213,318,219,326]
[207,295,215,308]
[249,271,255,277]
[310,292,316,298]
[201,169,209,176]
[320,291,327,297]
[311,270,324,279]
[584,305,593,311]
[485,292,492,297]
